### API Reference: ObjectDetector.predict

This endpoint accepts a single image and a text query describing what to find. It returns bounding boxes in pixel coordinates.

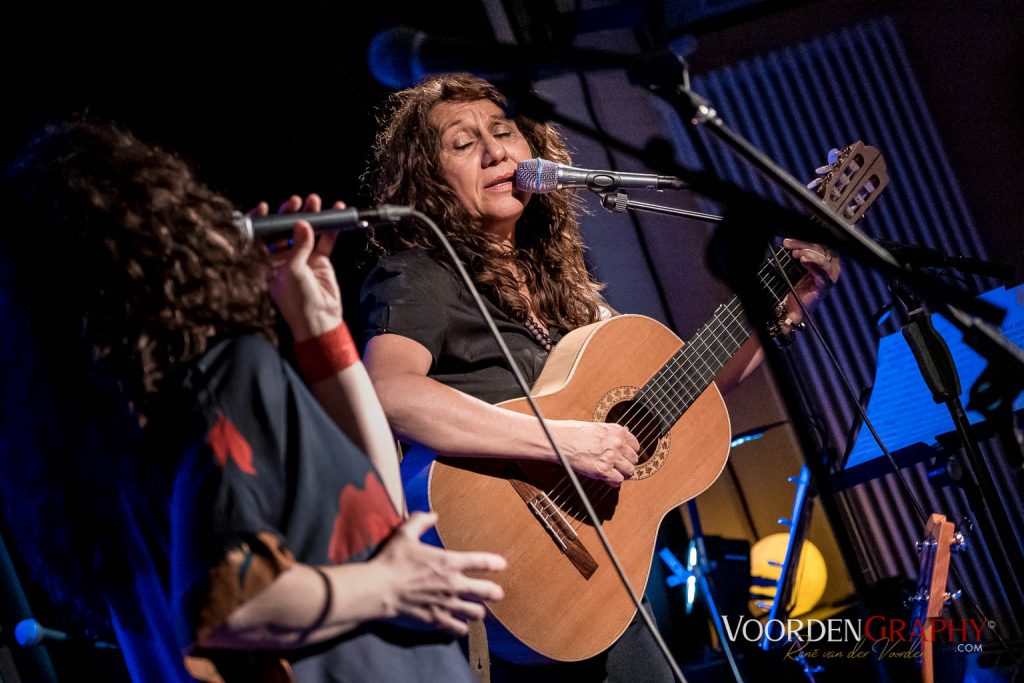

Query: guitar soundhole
[605,401,660,464]
[592,386,671,480]
[603,400,670,479]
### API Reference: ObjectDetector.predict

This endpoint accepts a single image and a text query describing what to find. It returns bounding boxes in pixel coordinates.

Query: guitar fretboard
[635,247,806,432]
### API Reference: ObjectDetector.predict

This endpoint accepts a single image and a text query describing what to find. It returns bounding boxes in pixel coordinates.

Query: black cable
[408,209,688,683]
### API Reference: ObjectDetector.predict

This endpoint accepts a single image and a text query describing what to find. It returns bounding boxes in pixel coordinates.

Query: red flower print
[328,471,401,564]
[206,413,256,475]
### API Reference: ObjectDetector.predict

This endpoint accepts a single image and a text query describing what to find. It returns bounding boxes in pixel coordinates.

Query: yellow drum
[749,533,827,617]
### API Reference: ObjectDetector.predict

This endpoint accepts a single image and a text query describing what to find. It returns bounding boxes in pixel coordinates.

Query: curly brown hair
[366,73,604,330]
[5,119,277,413]
[0,119,276,629]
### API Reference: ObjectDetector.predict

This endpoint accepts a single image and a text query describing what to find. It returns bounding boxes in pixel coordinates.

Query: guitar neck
[636,246,805,429]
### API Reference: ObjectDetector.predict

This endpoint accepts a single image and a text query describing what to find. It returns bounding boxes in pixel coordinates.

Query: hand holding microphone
[258,194,350,342]
[234,203,413,241]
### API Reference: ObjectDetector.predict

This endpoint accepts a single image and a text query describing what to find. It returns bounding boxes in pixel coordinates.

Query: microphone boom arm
[596,189,723,223]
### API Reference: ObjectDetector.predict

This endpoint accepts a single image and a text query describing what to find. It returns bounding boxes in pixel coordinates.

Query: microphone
[368,26,644,89]
[514,158,686,194]
[234,205,413,241]
[877,239,1016,281]
[14,619,118,650]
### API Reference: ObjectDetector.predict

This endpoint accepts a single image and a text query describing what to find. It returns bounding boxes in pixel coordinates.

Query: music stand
[832,283,1024,625]
[836,284,1024,485]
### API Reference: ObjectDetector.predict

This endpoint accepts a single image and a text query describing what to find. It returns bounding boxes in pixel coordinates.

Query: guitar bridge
[509,479,598,580]
[527,492,577,551]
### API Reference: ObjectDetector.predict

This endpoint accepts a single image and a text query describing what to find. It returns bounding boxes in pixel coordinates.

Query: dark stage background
[2,1,1023,681]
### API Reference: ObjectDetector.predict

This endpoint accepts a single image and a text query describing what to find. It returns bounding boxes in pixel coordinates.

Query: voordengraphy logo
[722,617,863,644]
[721,616,989,659]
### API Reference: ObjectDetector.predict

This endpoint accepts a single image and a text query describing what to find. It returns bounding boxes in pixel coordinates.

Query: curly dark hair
[0,119,276,630]
[366,73,605,330]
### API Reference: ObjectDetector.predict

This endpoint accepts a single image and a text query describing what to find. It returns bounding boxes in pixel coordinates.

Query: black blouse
[359,249,673,682]
[360,248,564,405]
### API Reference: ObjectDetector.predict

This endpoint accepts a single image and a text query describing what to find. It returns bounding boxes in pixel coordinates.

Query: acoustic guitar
[402,143,889,663]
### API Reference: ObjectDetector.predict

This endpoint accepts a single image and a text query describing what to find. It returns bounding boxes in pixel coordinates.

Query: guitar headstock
[809,141,889,223]
[909,513,963,622]
[908,514,966,683]
[765,142,889,292]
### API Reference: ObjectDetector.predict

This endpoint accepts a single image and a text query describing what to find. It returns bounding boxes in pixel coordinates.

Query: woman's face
[429,98,533,243]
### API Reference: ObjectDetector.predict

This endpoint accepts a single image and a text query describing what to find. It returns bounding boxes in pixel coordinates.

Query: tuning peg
[904,592,928,606]
[805,177,822,191]
[915,539,937,552]
[944,590,962,604]
[777,518,791,527]
[827,148,840,165]
[950,532,968,554]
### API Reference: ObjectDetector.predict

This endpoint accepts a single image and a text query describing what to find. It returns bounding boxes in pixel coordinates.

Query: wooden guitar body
[403,315,731,662]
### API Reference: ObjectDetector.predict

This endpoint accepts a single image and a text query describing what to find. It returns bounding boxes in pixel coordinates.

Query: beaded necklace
[523,316,553,352]
[503,249,553,351]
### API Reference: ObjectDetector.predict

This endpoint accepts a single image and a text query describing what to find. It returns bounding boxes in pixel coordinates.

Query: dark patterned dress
[109,335,477,683]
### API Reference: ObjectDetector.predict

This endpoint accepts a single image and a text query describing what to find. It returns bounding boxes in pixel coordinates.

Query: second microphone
[235,205,413,241]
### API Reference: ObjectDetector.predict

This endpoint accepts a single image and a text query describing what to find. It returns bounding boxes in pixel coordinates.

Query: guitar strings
[544,249,799,525]
[546,249,796,516]
[548,292,758,524]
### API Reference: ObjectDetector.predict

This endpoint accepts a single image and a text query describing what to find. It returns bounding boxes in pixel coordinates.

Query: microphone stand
[649,66,1024,608]
[640,68,1024,637]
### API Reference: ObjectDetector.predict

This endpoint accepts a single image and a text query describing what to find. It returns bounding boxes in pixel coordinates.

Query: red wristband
[293,323,360,383]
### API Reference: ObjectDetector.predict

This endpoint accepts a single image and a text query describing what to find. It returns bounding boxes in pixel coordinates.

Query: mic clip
[598,191,629,213]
